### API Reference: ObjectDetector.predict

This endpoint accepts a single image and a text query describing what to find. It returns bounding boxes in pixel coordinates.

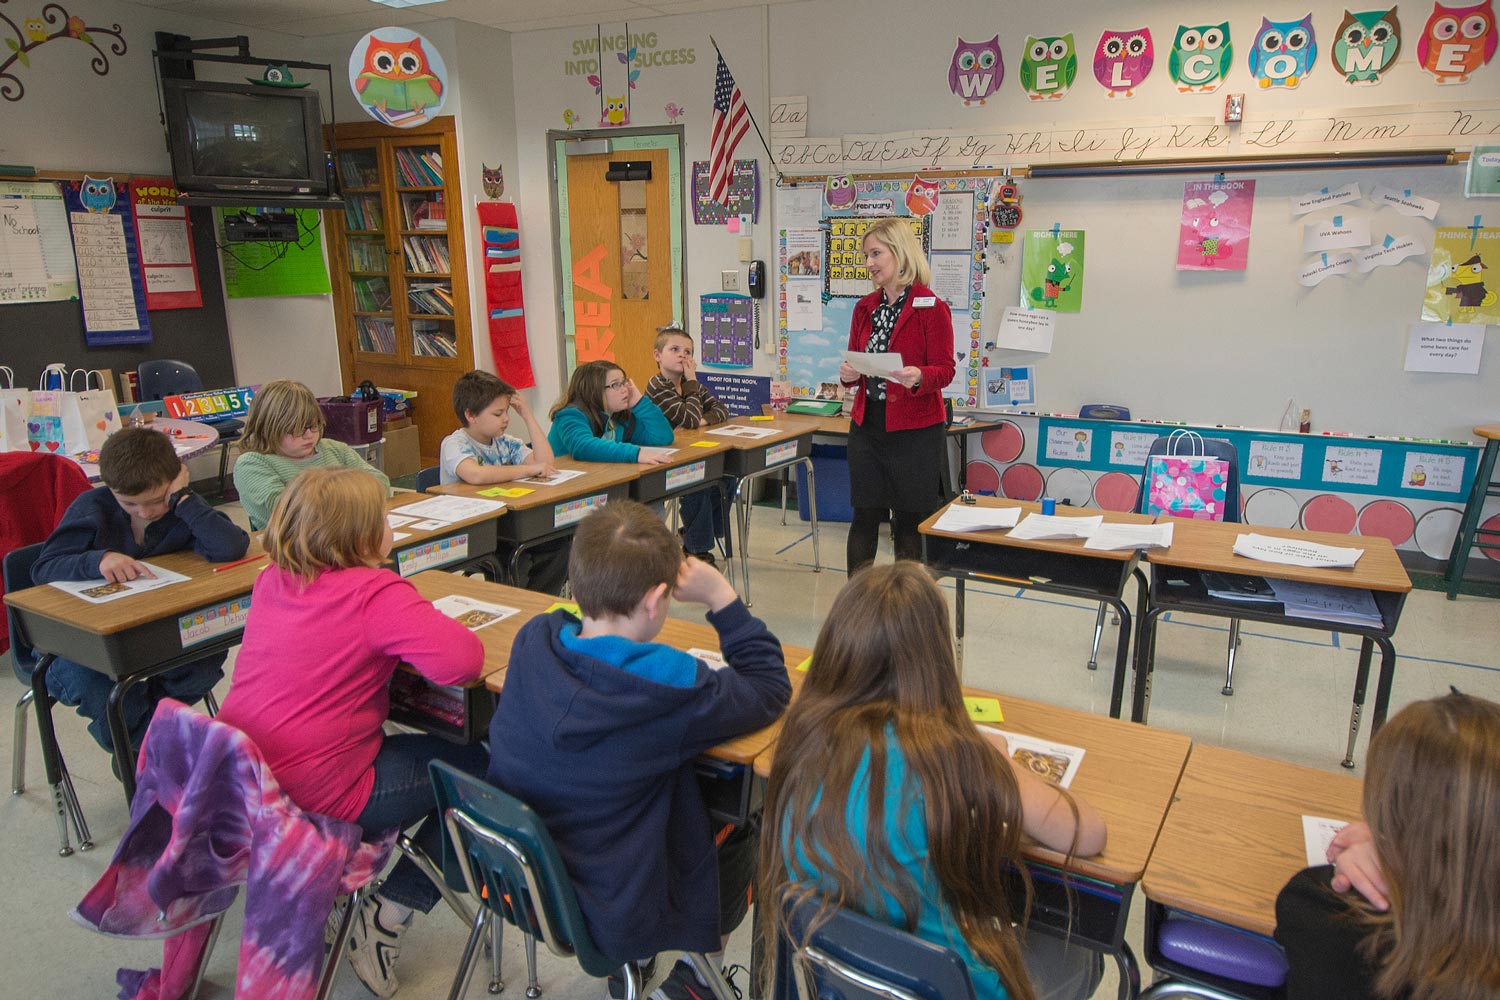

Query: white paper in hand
[1302,815,1349,867]
[841,350,904,378]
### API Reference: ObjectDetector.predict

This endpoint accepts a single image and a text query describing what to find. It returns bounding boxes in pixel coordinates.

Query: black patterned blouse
[864,287,908,402]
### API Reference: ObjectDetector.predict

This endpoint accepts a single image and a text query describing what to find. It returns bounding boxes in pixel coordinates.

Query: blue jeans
[681,487,724,554]
[46,653,226,754]
[354,733,489,913]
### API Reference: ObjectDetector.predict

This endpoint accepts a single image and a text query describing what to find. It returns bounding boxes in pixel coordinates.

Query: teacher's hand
[892,366,923,389]
[838,361,859,383]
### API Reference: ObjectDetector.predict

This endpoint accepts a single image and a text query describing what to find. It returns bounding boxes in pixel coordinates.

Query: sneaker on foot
[606,956,658,999]
[346,894,410,998]
[648,960,714,1000]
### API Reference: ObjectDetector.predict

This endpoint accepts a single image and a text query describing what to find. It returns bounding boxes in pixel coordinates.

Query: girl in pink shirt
[218,467,486,997]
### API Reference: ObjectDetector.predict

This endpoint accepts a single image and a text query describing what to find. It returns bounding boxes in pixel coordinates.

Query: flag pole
[708,35,785,185]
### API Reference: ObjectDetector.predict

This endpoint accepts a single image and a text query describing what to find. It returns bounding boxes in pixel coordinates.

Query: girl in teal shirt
[547,360,675,464]
[761,563,1107,1000]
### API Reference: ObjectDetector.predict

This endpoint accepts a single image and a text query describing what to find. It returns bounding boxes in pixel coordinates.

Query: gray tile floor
[3,501,1496,999]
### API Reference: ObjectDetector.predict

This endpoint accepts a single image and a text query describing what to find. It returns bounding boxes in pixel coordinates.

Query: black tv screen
[162,79,329,199]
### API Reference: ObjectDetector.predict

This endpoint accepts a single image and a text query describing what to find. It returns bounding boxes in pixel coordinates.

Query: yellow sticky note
[691,440,719,448]
[477,487,507,497]
[796,656,812,672]
[546,601,581,617]
[496,487,534,498]
[749,415,774,421]
[963,696,1004,722]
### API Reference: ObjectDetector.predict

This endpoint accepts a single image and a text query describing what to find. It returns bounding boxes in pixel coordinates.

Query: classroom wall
[2,0,344,395]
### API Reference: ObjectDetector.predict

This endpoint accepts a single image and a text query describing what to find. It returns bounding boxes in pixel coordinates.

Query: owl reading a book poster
[348,28,448,127]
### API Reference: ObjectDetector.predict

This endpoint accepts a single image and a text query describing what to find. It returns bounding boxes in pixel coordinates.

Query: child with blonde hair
[232,379,389,529]
[217,467,486,997]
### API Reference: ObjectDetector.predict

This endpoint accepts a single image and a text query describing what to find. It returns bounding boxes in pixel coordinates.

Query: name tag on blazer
[912,296,937,308]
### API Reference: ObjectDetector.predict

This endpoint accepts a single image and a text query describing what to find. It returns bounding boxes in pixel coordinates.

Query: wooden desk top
[664,428,734,463]
[385,492,508,543]
[918,496,1157,564]
[760,405,1002,439]
[426,457,641,511]
[406,572,807,765]
[1143,744,1364,936]
[4,540,266,635]
[674,416,818,450]
[755,686,1190,886]
[1147,518,1412,593]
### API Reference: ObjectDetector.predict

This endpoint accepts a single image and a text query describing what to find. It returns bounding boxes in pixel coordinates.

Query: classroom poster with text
[1021,229,1085,312]
[1422,226,1500,326]
[1177,179,1253,270]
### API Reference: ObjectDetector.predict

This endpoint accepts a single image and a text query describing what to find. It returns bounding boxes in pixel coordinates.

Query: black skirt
[847,399,946,514]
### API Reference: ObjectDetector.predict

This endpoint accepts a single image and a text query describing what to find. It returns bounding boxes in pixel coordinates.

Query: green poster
[1466,146,1500,199]
[1021,229,1085,312]
[216,208,332,298]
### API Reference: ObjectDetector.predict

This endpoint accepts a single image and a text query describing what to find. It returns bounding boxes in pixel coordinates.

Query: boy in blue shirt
[440,369,567,594]
[487,500,789,1000]
[32,427,249,756]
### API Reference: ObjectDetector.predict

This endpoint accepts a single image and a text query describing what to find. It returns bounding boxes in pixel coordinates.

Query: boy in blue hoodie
[32,427,249,756]
[487,500,789,1000]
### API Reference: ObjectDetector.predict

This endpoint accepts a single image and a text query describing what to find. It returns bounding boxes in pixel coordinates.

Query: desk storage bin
[319,396,384,444]
[797,443,852,522]
[389,671,493,744]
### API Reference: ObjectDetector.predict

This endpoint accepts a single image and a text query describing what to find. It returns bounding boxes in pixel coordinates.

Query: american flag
[709,52,749,205]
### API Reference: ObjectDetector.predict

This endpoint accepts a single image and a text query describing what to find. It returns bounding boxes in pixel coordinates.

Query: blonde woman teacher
[837,217,956,574]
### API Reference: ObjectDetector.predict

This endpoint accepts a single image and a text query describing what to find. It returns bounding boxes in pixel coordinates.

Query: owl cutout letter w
[948,36,1004,105]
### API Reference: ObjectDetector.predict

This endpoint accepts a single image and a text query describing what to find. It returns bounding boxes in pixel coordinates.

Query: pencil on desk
[213,553,268,573]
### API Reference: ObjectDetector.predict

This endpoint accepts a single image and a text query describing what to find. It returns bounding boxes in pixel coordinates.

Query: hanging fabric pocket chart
[63,178,151,345]
[477,201,536,389]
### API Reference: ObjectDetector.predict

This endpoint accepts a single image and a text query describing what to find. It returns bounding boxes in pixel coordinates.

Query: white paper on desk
[392,532,411,541]
[994,307,1056,353]
[1268,579,1381,625]
[1232,533,1364,568]
[387,513,418,528]
[841,350,904,378]
[1302,815,1349,868]
[1083,521,1174,551]
[390,495,506,523]
[517,469,585,486]
[432,594,521,632]
[49,563,192,604]
[409,519,449,531]
[709,424,777,439]
[686,646,728,670]
[932,503,1021,533]
[1007,513,1104,541]
[978,726,1085,789]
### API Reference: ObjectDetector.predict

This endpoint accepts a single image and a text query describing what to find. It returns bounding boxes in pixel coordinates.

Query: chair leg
[1087,603,1106,670]
[396,834,476,926]
[59,758,94,851]
[685,953,738,1000]
[203,690,220,718]
[488,909,505,995]
[188,916,225,1000]
[523,928,541,997]
[317,883,372,1000]
[216,442,233,498]
[447,908,490,1000]
[12,688,30,795]
[1222,619,1242,696]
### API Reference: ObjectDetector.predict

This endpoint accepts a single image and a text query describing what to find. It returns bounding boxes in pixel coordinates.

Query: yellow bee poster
[1423,226,1500,326]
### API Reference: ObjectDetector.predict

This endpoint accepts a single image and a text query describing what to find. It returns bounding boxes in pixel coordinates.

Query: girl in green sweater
[233,380,390,529]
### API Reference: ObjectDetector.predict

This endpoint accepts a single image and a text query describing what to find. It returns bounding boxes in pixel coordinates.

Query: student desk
[631,430,731,507]
[918,497,1156,718]
[405,572,807,826]
[4,544,266,806]
[1136,520,1412,768]
[427,458,640,586]
[384,493,507,579]
[753,687,1193,1000]
[674,417,822,605]
[771,407,1003,493]
[74,418,221,482]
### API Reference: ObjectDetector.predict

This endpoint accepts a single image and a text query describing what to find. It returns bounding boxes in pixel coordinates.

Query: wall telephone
[747,260,765,298]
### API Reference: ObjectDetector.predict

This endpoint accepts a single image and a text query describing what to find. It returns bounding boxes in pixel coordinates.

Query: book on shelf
[357,316,397,354]
[412,326,458,357]
[407,282,455,315]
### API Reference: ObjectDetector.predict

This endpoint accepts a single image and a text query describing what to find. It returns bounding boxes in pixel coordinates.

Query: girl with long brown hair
[547,359,675,464]
[1275,692,1500,1000]
[760,562,1107,1000]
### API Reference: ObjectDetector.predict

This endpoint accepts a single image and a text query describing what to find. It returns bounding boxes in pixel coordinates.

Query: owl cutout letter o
[349,28,449,127]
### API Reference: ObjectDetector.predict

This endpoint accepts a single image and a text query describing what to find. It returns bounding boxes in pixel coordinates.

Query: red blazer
[844,283,956,431]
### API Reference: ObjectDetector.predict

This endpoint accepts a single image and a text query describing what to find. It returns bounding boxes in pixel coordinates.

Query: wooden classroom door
[562,148,674,388]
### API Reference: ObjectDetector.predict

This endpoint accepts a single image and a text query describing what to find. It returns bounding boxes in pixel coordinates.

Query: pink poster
[1177,178,1254,270]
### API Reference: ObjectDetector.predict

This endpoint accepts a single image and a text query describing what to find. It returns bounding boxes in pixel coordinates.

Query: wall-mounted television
[162,78,337,206]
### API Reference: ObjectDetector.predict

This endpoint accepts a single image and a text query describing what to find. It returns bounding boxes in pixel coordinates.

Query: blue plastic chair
[430,761,736,1000]
[136,359,243,496]
[772,894,980,1000]
[1089,436,1246,696]
[416,465,441,493]
[5,543,93,857]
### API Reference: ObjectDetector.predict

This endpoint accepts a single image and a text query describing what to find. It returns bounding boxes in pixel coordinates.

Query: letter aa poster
[1177,179,1254,270]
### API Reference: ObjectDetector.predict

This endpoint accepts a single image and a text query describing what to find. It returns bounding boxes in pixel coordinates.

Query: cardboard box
[384,423,421,480]
[386,416,412,431]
